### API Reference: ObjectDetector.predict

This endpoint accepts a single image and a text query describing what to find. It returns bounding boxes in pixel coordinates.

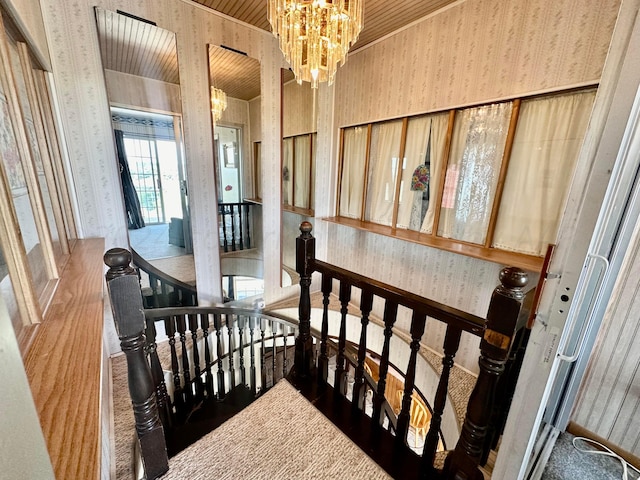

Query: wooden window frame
[333,88,596,272]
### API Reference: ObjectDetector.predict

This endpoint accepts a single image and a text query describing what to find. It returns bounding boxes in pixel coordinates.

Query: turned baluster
[238,316,246,386]
[260,319,267,391]
[443,267,528,480]
[145,316,173,429]
[214,313,225,398]
[104,248,168,479]
[238,205,245,250]
[249,316,257,396]
[294,221,315,379]
[176,314,192,407]
[227,314,236,389]
[353,289,374,409]
[334,281,351,396]
[165,315,185,417]
[220,206,229,253]
[230,205,237,251]
[422,325,462,473]
[272,322,278,385]
[201,313,215,399]
[318,273,332,384]
[372,301,398,427]
[188,314,203,401]
[244,203,251,249]
[282,325,289,378]
[396,311,427,446]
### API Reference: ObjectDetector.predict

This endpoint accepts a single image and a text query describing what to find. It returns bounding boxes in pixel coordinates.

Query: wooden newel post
[104,248,169,480]
[293,221,316,379]
[443,267,528,480]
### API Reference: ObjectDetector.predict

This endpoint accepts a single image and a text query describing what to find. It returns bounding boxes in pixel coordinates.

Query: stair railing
[292,221,532,479]
[218,201,255,252]
[131,248,197,307]
[105,248,297,478]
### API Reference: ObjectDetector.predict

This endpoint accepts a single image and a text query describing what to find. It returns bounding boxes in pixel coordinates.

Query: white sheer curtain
[294,135,311,209]
[493,90,596,255]
[365,120,403,226]
[395,112,449,231]
[311,133,316,210]
[282,137,293,206]
[339,126,368,218]
[437,102,512,244]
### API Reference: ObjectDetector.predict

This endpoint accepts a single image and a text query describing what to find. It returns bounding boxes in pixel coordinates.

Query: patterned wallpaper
[38,0,285,304]
[311,0,620,372]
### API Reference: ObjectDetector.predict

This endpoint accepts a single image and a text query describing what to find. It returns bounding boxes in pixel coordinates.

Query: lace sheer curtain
[365,120,403,226]
[493,90,596,255]
[437,102,512,245]
[395,113,449,232]
[294,135,311,209]
[339,126,368,218]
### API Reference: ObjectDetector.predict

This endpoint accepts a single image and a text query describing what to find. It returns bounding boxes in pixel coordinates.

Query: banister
[311,259,485,336]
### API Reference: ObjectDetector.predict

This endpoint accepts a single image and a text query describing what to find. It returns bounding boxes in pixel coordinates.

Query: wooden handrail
[131,247,197,307]
[311,258,485,336]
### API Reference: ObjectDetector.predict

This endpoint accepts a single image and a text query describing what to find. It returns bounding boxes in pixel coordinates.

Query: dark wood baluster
[318,273,332,384]
[230,205,237,251]
[334,281,352,396]
[220,205,229,253]
[282,325,289,378]
[164,315,185,417]
[145,316,174,430]
[244,203,251,249]
[443,267,528,480]
[272,322,278,386]
[396,311,427,447]
[149,273,160,308]
[238,204,245,250]
[260,319,267,392]
[201,313,215,399]
[294,221,315,379]
[227,314,236,389]
[160,282,168,308]
[422,325,462,473]
[372,301,399,427]
[176,314,193,407]
[249,316,257,396]
[238,316,246,386]
[214,313,225,398]
[352,289,374,410]
[104,248,168,479]
[188,314,203,402]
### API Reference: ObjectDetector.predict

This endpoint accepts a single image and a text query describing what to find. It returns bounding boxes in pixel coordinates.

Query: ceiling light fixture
[210,86,227,123]
[268,0,363,89]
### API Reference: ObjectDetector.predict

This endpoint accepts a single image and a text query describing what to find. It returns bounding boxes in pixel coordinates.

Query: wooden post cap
[499,267,528,290]
[299,221,313,235]
[104,248,135,280]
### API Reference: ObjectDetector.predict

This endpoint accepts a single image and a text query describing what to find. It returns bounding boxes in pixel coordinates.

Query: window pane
[364,120,403,226]
[310,133,316,211]
[493,90,596,255]
[396,112,449,232]
[282,137,293,206]
[294,135,311,209]
[437,102,512,244]
[339,126,368,219]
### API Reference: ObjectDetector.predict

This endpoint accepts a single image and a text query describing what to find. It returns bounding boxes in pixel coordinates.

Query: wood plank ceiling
[192,0,460,51]
[95,1,460,98]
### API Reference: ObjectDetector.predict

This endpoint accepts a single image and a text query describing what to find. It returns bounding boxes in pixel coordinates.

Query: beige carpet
[164,380,392,480]
[111,354,392,480]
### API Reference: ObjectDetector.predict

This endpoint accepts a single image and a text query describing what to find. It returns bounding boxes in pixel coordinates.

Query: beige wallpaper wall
[38,0,285,304]
[310,0,620,372]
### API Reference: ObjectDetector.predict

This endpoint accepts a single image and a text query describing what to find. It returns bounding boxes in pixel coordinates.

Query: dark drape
[114,129,145,229]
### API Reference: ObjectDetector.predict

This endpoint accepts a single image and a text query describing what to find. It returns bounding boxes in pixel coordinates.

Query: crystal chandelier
[268,0,363,88]
[210,86,227,123]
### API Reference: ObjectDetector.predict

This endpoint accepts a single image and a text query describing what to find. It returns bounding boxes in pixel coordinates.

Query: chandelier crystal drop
[210,86,227,123]
[268,0,363,89]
